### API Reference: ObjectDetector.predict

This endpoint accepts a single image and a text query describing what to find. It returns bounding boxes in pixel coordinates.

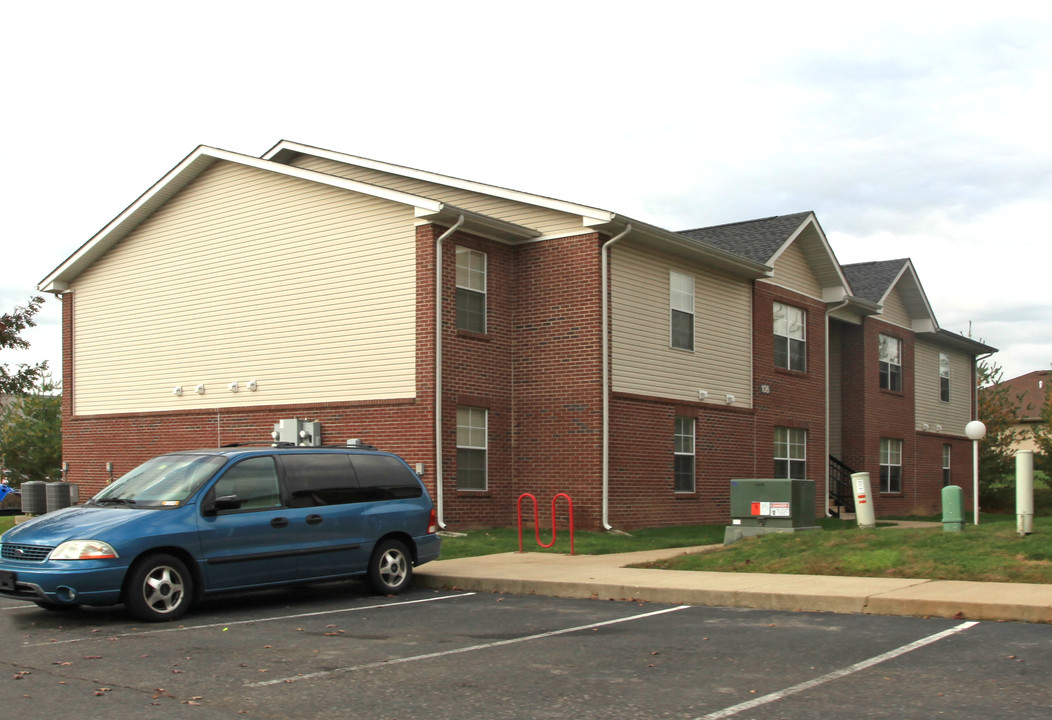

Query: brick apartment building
[38,141,995,529]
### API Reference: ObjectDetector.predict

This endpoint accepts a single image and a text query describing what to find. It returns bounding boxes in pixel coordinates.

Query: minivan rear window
[351,454,423,501]
[281,454,360,507]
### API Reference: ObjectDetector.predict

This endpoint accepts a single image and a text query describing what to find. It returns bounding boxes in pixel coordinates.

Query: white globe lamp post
[965,420,987,525]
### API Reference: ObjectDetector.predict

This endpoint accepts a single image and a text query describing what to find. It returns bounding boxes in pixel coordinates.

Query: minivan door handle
[270,517,290,529]
[305,514,323,526]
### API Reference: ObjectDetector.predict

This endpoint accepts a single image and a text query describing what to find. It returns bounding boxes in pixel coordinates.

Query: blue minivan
[0,443,441,621]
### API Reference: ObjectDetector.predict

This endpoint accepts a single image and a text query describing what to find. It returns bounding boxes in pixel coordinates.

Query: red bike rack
[517,492,575,555]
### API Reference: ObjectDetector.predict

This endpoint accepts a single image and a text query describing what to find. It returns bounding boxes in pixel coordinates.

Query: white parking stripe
[22,592,476,647]
[248,604,690,687]
[698,620,980,719]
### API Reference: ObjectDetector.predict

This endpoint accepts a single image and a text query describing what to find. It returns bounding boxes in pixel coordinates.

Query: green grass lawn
[640,514,1052,584]
[437,517,870,559]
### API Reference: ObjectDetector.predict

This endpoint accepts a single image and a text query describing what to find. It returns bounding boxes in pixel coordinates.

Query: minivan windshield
[91,454,227,508]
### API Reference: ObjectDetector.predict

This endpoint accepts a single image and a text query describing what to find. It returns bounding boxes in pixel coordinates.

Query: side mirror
[203,494,243,516]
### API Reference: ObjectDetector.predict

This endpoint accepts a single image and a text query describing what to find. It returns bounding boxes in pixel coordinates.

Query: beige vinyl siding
[879,286,911,328]
[610,243,752,406]
[768,240,822,299]
[914,340,972,436]
[72,161,418,415]
[289,155,586,238]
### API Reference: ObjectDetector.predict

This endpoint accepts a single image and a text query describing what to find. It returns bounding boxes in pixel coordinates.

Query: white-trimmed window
[773,302,806,372]
[774,427,807,480]
[456,246,487,333]
[456,407,487,490]
[674,417,695,493]
[942,444,952,487]
[879,334,902,391]
[939,353,950,402]
[880,438,902,493]
[669,271,694,351]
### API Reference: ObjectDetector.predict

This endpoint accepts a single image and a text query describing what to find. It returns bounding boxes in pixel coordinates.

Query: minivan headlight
[50,540,119,560]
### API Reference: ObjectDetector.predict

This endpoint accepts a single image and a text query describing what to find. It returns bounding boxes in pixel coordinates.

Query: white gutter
[824,298,850,516]
[434,214,465,529]
[601,224,632,530]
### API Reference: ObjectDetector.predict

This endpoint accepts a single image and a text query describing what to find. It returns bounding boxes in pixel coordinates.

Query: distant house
[38,141,996,528]
[990,370,1050,453]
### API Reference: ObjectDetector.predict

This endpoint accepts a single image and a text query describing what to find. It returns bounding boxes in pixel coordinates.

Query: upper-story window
[879,334,902,391]
[456,246,487,333]
[939,353,950,402]
[669,271,694,351]
[773,302,806,372]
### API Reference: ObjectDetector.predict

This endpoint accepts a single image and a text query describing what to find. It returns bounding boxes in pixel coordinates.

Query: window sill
[457,329,491,341]
[774,366,808,377]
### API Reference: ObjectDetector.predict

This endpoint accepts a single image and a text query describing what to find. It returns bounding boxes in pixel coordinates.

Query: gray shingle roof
[676,211,814,264]
[841,259,909,304]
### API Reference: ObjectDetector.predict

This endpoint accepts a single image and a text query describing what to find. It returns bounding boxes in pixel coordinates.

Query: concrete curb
[415,549,1052,624]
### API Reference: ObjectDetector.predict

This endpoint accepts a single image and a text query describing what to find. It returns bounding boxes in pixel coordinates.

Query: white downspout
[434,214,465,529]
[601,224,632,531]
[825,299,849,516]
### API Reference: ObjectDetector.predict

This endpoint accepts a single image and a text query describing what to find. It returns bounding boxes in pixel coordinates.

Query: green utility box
[724,478,820,545]
[941,484,965,532]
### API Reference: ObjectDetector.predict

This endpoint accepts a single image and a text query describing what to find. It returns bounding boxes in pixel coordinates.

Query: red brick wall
[752,284,828,515]
[608,394,755,528]
[507,233,605,528]
[839,318,920,516]
[435,227,516,527]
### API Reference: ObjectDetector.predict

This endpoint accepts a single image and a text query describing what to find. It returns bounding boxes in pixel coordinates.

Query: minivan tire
[124,554,193,622]
[367,539,412,595]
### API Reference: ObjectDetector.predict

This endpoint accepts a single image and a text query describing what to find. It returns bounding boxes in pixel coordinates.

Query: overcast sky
[2,1,1049,385]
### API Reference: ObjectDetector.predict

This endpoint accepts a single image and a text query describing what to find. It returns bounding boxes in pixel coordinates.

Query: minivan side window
[213,457,282,511]
[281,454,360,507]
[351,454,424,501]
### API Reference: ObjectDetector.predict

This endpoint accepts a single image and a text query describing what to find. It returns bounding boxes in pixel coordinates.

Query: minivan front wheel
[367,539,412,594]
[125,554,193,622]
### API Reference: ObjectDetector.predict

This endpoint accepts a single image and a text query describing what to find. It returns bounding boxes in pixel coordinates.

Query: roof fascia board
[416,206,541,243]
[885,260,939,329]
[40,145,217,292]
[264,140,616,224]
[586,216,771,279]
[924,328,998,355]
[39,146,447,292]
[769,213,853,294]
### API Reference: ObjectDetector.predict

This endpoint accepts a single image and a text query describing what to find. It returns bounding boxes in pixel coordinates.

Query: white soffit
[264,140,617,225]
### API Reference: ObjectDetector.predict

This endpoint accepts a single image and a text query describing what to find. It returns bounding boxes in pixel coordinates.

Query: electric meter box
[724,478,820,544]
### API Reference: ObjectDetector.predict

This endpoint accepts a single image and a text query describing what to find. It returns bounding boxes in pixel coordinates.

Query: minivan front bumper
[0,562,127,606]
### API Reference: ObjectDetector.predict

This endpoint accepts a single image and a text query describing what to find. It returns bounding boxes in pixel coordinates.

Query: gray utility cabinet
[724,478,820,544]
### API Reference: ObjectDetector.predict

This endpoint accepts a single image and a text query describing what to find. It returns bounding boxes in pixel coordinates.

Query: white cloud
[2,0,1050,382]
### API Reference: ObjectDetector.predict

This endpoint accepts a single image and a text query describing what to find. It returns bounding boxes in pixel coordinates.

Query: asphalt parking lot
[2,583,1050,719]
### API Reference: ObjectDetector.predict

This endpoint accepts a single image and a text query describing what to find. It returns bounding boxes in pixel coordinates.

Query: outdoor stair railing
[828,455,857,517]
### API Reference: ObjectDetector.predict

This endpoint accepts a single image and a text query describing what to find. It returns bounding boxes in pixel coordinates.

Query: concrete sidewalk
[415,544,1052,624]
